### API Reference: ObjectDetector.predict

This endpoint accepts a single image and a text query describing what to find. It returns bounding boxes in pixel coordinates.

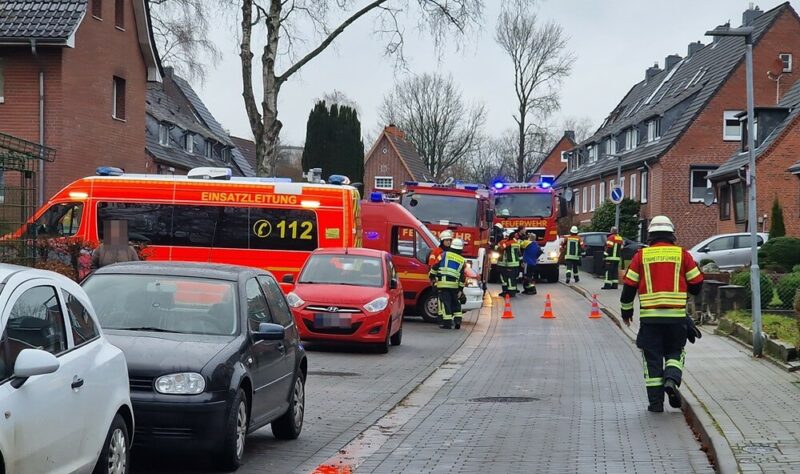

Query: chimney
[163,66,174,77]
[645,62,662,81]
[385,124,406,140]
[665,54,682,70]
[564,130,575,142]
[742,3,763,26]
[687,41,704,57]
[712,22,730,43]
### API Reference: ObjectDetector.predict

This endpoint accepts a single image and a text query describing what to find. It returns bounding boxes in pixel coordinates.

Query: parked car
[0,264,132,474]
[285,248,404,353]
[579,232,646,262]
[689,232,769,270]
[82,262,307,471]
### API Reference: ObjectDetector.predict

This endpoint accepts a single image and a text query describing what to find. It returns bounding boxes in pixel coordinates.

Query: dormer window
[647,118,661,142]
[723,110,743,141]
[185,133,194,153]
[605,137,616,155]
[205,140,213,160]
[588,145,598,162]
[158,123,169,146]
[625,127,638,150]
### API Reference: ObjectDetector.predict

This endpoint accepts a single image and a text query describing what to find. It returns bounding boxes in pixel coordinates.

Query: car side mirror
[282,274,295,284]
[253,322,285,341]
[699,247,709,253]
[390,278,399,289]
[11,349,60,389]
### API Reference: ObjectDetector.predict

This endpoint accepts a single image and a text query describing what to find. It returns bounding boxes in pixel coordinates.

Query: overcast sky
[194,0,787,147]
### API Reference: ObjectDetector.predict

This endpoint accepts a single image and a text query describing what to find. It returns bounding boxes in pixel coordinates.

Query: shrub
[731,270,773,309]
[699,258,715,267]
[792,264,800,274]
[588,198,641,240]
[758,237,800,273]
[769,197,786,239]
[776,273,800,309]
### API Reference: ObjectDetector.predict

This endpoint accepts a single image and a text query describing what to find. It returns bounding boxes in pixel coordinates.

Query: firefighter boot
[664,379,682,408]
[454,317,462,329]
[648,403,664,413]
[574,274,580,283]
[440,320,453,329]
[611,283,618,289]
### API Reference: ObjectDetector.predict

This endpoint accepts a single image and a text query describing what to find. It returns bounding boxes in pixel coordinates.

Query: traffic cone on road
[589,294,602,319]
[540,294,555,319]
[502,293,514,319]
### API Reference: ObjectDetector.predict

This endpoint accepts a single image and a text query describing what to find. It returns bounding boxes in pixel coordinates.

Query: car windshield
[494,193,553,218]
[82,274,237,336]
[299,255,384,287]
[402,193,479,227]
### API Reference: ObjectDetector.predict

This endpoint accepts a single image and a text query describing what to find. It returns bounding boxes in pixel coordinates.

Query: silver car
[689,232,769,270]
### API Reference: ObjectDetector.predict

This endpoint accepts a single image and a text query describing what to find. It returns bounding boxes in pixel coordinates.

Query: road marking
[310,295,494,474]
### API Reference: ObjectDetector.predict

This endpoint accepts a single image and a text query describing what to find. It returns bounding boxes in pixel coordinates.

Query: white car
[689,232,769,270]
[0,264,132,474]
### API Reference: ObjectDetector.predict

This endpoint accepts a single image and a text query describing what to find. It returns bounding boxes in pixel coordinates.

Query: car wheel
[217,389,248,471]
[390,320,402,346]
[419,291,438,323]
[93,414,129,474]
[272,372,306,440]
[375,320,391,354]
[546,266,559,283]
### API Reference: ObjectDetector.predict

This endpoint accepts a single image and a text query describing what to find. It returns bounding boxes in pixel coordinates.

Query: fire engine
[399,181,493,286]
[490,175,561,283]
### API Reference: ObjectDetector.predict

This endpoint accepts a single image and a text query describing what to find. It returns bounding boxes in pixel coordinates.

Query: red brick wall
[364,135,414,193]
[536,136,573,179]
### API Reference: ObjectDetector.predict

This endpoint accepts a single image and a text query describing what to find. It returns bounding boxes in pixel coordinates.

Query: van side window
[97,202,172,244]
[29,203,84,238]
[393,227,417,259]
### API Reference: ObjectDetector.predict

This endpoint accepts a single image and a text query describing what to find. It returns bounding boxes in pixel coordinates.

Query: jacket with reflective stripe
[434,251,466,289]
[604,234,624,261]
[622,243,703,322]
[497,238,521,267]
[561,235,584,261]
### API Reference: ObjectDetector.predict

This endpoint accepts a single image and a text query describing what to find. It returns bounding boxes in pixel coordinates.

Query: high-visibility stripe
[621,302,634,310]
[626,269,640,283]
[645,377,664,387]
[640,295,687,305]
[686,267,701,281]
[666,359,684,371]
[640,308,686,318]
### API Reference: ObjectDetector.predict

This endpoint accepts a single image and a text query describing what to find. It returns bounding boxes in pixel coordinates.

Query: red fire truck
[490,176,561,282]
[399,181,493,286]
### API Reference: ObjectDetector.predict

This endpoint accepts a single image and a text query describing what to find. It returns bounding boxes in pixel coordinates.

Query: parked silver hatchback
[689,232,769,270]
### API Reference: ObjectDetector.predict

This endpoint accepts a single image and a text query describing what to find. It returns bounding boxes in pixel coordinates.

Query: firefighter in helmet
[560,226,585,284]
[428,230,454,273]
[620,215,704,413]
[602,226,625,289]
[497,228,521,297]
[433,238,467,329]
[520,230,542,295]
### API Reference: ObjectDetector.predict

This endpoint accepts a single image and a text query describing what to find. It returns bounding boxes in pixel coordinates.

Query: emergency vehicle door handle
[71,376,84,390]
[277,343,285,353]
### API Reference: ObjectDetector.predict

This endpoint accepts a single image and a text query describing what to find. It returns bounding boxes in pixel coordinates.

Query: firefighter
[497,229,521,297]
[428,230,454,322]
[620,215,704,413]
[521,232,542,295]
[433,238,467,329]
[560,226,585,284]
[602,226,625,290]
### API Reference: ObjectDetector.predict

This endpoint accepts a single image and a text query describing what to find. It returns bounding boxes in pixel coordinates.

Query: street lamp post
[706,25,763,357]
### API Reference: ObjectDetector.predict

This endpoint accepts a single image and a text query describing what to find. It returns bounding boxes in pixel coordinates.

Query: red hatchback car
[285,248,404,353]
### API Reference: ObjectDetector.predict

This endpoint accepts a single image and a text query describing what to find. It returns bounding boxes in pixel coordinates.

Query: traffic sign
[610,186,624,204]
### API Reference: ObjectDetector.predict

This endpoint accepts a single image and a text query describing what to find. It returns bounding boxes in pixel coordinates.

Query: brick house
[0,0,161,203]
[146,67,254,177]
[556,3,800,246]
[364,125,430,193]
[531,130,576,182]
[708,76,800,236]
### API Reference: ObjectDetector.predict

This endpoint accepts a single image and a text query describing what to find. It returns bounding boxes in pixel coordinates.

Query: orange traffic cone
[502,293,514,319]
[589,294,602,319]
[541,294,555,319]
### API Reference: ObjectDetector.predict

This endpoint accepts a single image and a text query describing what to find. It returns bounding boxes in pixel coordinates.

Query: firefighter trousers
[636,323,687,406]
[564,260,580,282]
[604,259,620,285]
[523,264,537,294]
[437,288,461,322]
[499,266,519,295]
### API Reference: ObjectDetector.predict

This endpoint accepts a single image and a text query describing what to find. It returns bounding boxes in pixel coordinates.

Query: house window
[723,111,743,141]
[641,170,648,203]
[185,133,194,153]
[91,0,102,19]
[560,151,568,163]
[205,140,213,159]
[647,118,661,141]
[158,123,169,146]
[0,58,4,104]
[112,76,126,120]
[732,181,747,223]
[599,181,606,204]
[630,173,637,201]
[620,176,625,197]
[590,185,596,211]
[588,145,597,162]
[605,138,616,156]
[582,186,588,213]
[690,167,716,202]
[780,53,793,72]
[115,0,124,29]
[719,184,731,220]
[625,128,638,150]
[573,190,580,214]
[375,176,394,190]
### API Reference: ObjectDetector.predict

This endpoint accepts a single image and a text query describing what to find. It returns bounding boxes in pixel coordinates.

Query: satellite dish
[768,57,784,77]
[703,187,716,207]
[564,188,574,202]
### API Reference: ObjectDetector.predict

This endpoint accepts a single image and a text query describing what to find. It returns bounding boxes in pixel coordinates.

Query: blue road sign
[610,186,624,204]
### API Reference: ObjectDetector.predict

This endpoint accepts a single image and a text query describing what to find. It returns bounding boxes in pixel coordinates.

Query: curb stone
[562,282,740,474]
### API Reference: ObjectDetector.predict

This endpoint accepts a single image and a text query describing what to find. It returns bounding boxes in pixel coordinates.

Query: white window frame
[588,145,597,163]
[723,110,743,141]
[690,167,716,203]
[599,181,606,204]
[625,127,638,150]
[582,186,588,213]
[560,151,568,163]
[205,140,213,160]
[605,138,616,156]
[158,123,169,146]
[185,133,195,153]
[630,173,637,201]
[620,176,625,197]
[647,118,661,142]
[780,53,793,72]
[0,58,4,104]
[573,190,580,214]
[374,176,394,190]
[641,170,649,203]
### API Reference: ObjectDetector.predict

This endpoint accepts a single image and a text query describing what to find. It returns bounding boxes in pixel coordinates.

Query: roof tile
[0,0,86,41]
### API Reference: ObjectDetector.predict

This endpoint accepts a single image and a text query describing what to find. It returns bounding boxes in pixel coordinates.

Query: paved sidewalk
[356,284,712,473]
[571,272,800,473]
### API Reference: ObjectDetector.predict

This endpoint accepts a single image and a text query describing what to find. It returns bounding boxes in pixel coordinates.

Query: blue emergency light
[403,181,419,186]
[492,180,505,190]
[328,174,351,185]
[370,192,384,202]
[540,175,555,188]
[463,184,479,191]
[96,166,124,176]
[365,231,380,240]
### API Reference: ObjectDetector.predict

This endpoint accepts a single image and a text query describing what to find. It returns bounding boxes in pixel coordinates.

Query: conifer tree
[770,197,786,239]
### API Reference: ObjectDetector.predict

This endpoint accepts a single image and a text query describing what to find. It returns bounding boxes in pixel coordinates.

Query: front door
[258,276,297,407]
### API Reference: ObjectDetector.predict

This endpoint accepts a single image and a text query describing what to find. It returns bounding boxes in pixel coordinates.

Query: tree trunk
[516,103,526,182]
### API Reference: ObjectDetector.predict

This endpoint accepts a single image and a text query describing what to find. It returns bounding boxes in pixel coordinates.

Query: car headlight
[363,296,388,313]
[155,372,205,395]
[466,278,479,287]
[548,251,559,259]
[286,291,305,308]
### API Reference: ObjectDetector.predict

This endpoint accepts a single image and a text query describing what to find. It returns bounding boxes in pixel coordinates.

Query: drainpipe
[30,39,45,207]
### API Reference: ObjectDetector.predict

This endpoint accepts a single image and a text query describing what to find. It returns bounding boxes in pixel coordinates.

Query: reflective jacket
[604,234,624,261]
[434,250,466,289]
[497,238,521,268]
[621,243,704,322]
[561,235,584,261]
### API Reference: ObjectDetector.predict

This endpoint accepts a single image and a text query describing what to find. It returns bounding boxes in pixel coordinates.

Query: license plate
[314,313,351,329]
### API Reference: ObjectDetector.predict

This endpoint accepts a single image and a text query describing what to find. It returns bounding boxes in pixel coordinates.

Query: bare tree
[319,90,360,114]
[495,0,574,182]
[379,73,485,180]
[561,115,595,143]
[240,1,484,176]
[149,0,221,82]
